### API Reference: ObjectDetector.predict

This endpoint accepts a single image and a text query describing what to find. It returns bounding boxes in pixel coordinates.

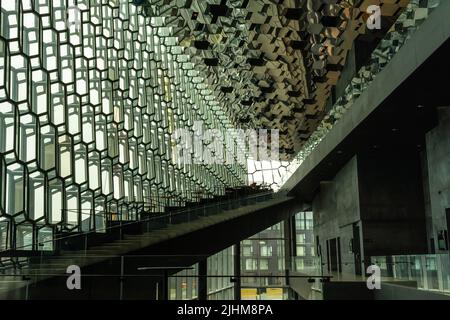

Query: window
[245,259,258,271]
[296,217,305,230]
[16,224,33,250]
[259,259,269,271]
[295,258,304,270]
[0,220,9,251]
[278,258,285,271]
[297,246,306,256]
[260,245,272,257]
[297,233,306,244]
[242,246,253,257]
[37,227,53,251]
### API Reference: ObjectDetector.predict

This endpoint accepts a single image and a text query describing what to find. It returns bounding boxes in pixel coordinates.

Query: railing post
[198,259,208,300]
[437,255,444,292]
[39,243,44,266]
[155,282,159,300]
[84,234,88,256]
[163,269,169,300]
[421,255,428,290]
[25,279,29,300]
[119,256,124,300]
[233,243,241,300]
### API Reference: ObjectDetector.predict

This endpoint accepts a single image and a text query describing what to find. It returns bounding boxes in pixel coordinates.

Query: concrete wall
[357,145,428,257]
[313,145,429,276]
[421,148,435,252]
[313,157,361,275]
[425,107,450,252]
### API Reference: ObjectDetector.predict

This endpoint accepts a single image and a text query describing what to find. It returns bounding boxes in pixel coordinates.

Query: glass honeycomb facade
[0,0,248,252]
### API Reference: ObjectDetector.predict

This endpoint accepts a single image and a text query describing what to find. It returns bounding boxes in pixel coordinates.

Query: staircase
[0,190,294,299]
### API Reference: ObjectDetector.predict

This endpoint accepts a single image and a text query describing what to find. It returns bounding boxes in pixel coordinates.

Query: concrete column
[198,259,207,300]
[233,243,241,300]
[425,107,450,252]
[284,217,294,272]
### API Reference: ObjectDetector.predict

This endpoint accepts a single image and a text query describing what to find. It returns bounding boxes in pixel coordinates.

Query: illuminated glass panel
[0,0,247,251]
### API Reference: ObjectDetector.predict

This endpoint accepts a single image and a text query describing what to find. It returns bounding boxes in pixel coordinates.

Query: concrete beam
[281,2,450,199]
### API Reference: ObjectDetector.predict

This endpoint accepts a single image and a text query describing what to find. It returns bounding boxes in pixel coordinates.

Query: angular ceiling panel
[137,0,408,159]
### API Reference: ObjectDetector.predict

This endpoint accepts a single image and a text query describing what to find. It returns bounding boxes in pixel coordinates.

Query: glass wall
[372,254,450,294]
[207,247,235,300]
[169,264,199,300]
[240,222,287,300]
[293,212,316,272]
[240,212,316,300]
[0,0,247,252]
[168,211,316,300]
[168,247,235,300]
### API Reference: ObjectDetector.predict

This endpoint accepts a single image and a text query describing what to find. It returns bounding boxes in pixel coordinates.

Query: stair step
[41,260,76,266]
[0,192,276,280]
[60,250,117,257]
[122,234,168,241]
[89,245,124,250]
[43,262,72,267]
[124,234,158,239]
[29,266,67,271]
[115,241,144,245]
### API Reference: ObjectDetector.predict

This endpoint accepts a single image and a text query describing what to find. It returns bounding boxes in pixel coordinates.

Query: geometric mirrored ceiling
[142,0,409,159]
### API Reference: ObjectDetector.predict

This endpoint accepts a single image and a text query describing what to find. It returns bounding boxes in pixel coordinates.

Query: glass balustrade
[372,254,450,294]
[0,253,327,300]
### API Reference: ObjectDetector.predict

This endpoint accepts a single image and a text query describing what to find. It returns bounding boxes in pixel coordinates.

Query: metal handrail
[0,189,275,254]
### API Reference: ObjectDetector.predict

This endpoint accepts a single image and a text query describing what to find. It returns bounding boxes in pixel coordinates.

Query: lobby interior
[0,0,449,300]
